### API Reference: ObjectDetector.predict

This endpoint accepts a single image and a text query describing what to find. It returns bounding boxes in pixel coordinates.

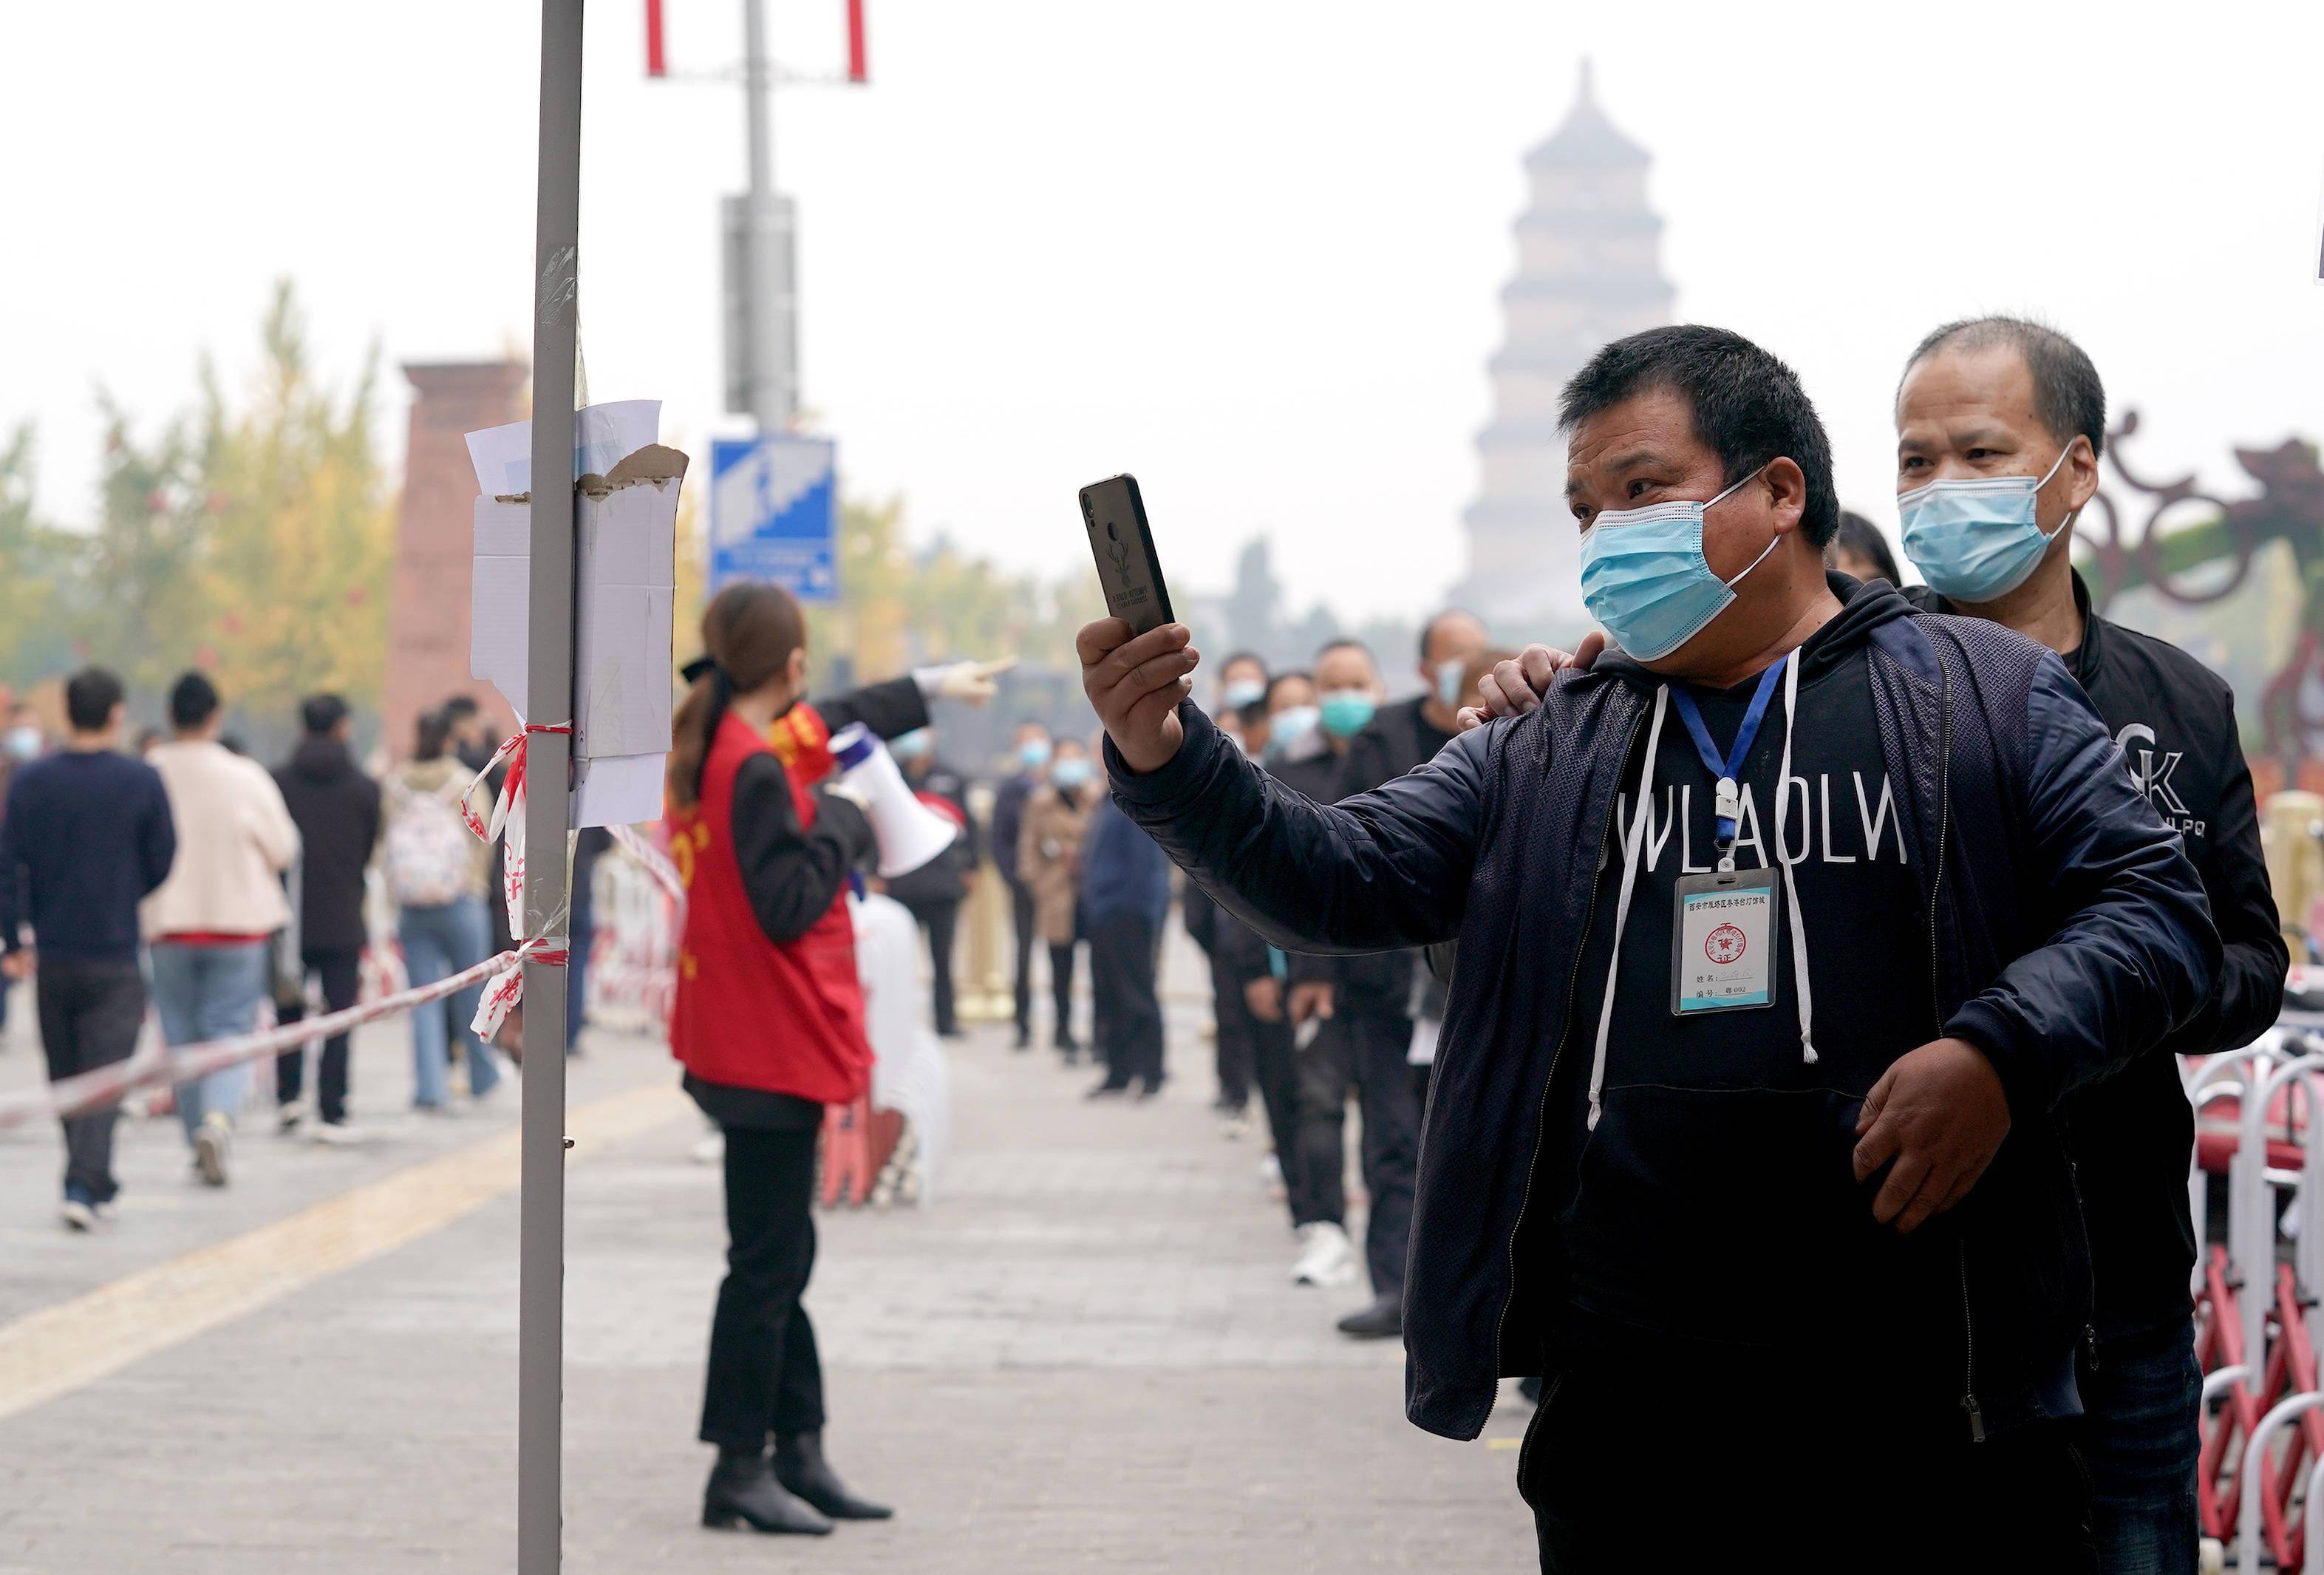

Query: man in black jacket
[1080,325,2218,1571]
[1893,316,2285,1571]
[273,694,383,1140]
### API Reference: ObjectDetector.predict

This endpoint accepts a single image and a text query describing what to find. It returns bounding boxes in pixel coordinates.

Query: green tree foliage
[191,282,392,722]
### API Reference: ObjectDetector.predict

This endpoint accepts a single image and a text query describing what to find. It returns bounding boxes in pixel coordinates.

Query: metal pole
[742,0,792,432]
[520,1,582,1571]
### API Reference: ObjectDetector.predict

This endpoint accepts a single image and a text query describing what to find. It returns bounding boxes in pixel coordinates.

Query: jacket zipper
[1490,709,1643,1394]
[1926,654,1980,1441]
[2068,1157,2100,1374]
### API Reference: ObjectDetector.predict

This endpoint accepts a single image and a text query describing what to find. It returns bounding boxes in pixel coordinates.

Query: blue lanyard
[1666,653,1788,853]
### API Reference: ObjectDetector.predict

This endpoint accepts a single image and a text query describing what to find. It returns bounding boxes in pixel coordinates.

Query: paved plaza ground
[0,977,1537,1572]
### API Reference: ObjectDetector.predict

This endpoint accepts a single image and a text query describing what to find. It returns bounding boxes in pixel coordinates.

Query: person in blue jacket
[1077,325,2217,1573]
[1079,775,1170,1099]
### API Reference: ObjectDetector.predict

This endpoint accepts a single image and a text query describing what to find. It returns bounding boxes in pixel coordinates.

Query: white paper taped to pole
[468,403,684,830]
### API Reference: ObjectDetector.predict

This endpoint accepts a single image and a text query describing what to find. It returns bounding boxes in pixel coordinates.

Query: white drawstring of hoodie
[1585,652,1817,1132]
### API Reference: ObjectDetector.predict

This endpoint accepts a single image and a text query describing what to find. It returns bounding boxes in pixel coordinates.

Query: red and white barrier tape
[607,821,686,906]
[0,937,561,1130]
[461,720,573,1043]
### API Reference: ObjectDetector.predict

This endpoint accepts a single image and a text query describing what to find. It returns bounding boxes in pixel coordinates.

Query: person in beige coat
[143,672,301,1186]
[1015,737,1100,1063]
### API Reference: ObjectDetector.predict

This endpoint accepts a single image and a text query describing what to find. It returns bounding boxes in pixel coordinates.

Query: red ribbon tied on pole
[460,719,575,1043]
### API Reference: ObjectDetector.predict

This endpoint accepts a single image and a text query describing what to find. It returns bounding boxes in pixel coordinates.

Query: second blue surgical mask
[1898,444,2078,603]
[1434,659,1466,707]
[1050,757,1092,790]
[1319,691,1377,739]
[1578,468,1775,661]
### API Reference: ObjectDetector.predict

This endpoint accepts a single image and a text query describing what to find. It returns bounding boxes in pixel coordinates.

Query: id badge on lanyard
[1672,865,1777,1014]
[1666,656,1788,1018]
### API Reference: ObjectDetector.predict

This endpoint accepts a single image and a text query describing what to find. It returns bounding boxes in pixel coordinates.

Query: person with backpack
[386,712,497,1110]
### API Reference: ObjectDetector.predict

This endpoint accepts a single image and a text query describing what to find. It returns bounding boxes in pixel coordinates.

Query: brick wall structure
[383,361,528,759]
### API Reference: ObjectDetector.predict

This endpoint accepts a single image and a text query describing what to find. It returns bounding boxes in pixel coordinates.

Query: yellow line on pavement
[0,1082,689,1423]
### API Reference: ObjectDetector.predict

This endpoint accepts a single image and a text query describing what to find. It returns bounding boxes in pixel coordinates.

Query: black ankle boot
[774,1431,893,1520]
[703,1451,834,1535]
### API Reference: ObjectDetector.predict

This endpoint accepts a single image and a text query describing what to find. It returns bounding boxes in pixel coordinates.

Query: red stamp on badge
[1705,924,1747,965]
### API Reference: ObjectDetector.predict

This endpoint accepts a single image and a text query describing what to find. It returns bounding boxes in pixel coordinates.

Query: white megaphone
[828,724,960,879]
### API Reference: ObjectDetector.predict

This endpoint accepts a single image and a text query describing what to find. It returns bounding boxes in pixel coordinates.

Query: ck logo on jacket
[2114,721,2201,838]
[1604,773,1909,874]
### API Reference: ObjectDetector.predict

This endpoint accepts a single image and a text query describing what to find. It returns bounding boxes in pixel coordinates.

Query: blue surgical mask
[1018,738,1052,769]
[1434,659,1466,708]
[1268,704,1318,754]
[4,726,37,762]
[1578,468,1776,661]
[1050,757,1092,790]
[1221,678,1266,710]
[1898,445,2078,603]
[1318,691,1376,739]
[890,729,932,761]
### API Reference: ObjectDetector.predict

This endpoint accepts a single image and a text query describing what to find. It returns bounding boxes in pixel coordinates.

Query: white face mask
[4,727,38,762]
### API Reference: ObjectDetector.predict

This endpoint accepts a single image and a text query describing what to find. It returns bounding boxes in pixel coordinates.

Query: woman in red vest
[667,582,928,1537]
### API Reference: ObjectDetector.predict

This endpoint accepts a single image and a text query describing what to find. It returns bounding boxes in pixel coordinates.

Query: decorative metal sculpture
[2079,411,2324,770]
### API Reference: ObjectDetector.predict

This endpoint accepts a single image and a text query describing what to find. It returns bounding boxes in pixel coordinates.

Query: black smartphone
[1078,473,1173,636]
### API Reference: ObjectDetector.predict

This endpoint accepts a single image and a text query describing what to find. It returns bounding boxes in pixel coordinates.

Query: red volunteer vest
[667,709,870,1104]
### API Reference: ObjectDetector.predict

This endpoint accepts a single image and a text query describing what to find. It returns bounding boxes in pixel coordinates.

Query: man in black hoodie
[1080,326,2217,1570]
[272,694,382,1138]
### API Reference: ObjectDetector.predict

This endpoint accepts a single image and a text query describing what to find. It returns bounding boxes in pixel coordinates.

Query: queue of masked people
[1081,319,2278,1574]
[0,672,567,1225]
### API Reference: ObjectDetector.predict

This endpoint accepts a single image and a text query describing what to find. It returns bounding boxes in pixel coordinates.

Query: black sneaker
[1335,1295,1404,1340]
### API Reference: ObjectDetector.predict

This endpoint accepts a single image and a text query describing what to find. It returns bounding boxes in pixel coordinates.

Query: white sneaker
[1258,1152,1283,1189]
[311,1120,362,1147]
[1292,1220,1357,1287]
[692,1129,726,1166]
[193,1112,232,1188]
[59,1197,95,1232]
[277,1098,307,1136]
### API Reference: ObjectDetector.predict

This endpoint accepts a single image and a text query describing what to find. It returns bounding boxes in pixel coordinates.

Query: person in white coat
[143,673,300,1186]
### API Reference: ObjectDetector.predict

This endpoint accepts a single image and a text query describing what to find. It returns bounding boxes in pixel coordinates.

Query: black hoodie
[273,735,382,954]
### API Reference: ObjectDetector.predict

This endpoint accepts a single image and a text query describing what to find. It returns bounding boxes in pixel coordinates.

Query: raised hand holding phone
[1078,619,1199,775]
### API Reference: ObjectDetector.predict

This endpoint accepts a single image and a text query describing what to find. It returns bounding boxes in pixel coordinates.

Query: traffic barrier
[2195,1027,2324,1568]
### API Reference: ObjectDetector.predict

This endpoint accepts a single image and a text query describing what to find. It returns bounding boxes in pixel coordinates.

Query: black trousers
[1523,1361,2096,1573]
[1207,953,1254,1110]
[1088,911,1163,1090]
[1048,942,1077,1044]
[1294,1010,1418,1296]
[700,1122,826,1449]
[1009,883,1037,1033]
[1247,999,1301,1224]
[899,895,961,1036]
[37,959,146,1204]
[274,947,362,1125]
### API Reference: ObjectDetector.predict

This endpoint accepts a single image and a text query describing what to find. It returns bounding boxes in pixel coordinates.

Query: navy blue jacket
[1110,578,2217,1441]
[0,749,177,965]
[1080,795,1170,927]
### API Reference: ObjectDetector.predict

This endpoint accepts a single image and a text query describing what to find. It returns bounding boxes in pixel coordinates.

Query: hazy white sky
[5,1,2321,625]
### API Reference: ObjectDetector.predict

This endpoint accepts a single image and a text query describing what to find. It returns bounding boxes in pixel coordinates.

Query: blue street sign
[709,434,839,602]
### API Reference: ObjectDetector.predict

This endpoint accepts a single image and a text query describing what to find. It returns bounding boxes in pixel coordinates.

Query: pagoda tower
[1451,64,1674,637]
